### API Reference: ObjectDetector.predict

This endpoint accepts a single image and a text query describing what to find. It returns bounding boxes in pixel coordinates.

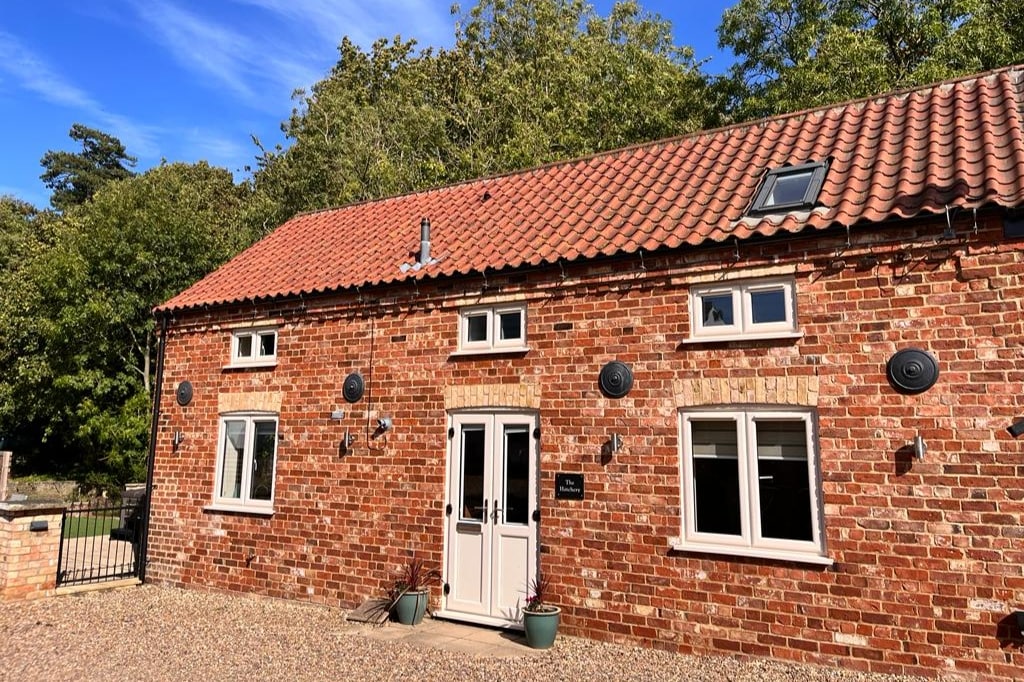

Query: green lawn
[62,514,118,539]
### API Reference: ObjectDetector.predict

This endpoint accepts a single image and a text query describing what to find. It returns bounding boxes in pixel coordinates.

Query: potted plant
[389,555,440,626]
[522,572,560,649]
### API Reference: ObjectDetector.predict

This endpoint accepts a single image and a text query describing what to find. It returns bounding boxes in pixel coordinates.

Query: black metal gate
[56,490,146,587]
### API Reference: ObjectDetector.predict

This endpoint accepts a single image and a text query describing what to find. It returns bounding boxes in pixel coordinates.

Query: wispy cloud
[231,0,452,48]
[129,1,453,118]
[133,2,261,101]
[177,128,255,175]
[0,30,161,157]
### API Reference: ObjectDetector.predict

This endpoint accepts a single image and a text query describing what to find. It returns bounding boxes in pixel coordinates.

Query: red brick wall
[148,212,1024,678]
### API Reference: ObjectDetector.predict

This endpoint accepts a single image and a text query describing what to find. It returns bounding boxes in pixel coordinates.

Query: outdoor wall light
[610,433,623,453]
[172,431,185,452]
[376,417,393,432]
[912,434,926,460]
[1008,420,1024,438]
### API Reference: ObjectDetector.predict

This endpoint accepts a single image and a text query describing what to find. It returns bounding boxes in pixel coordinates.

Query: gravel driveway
[0,585,930,682]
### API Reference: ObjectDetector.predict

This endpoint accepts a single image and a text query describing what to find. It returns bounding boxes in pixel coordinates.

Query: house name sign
[555,473,584,500]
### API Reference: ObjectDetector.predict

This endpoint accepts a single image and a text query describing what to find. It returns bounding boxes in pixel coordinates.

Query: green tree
[0,162,252,489]
[0,196,51,272]
[251,0,716,222]
[40,124,137,211]
[718,0,1024,120]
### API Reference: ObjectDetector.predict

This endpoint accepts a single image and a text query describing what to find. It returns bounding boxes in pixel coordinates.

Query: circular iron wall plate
[175,381,194,406]
[342,373,365,403]
[599,361,634,399]
[886,348,939,394]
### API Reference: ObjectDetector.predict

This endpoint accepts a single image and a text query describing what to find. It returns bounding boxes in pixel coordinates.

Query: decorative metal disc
[342,373,365,403]
[175,381,194,406]
[886,348,939,394]
[598,361,634,399]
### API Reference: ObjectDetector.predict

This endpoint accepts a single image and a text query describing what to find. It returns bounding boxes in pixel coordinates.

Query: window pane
[701,294,733,326]
[220,421,246,498]
[766,171,813,206]
[755,420,812,541]
[465,314,488,343]
[249,420,277,501]
[503,427,529,525]
[258,332,276,357]
[236,335,253,359]
[691,420,741,535]
[498,311,522,342]
[750,288,786,324]
[460,427,486,520]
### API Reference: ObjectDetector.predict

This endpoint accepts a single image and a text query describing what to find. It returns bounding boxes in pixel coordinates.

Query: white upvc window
[212,413,278,513]
[230,328,277,367]
[676,408,829,564]
[688,277,798,341]
[457,304,527,353]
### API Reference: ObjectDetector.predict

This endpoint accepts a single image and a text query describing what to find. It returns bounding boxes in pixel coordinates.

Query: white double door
[443,412,538,626]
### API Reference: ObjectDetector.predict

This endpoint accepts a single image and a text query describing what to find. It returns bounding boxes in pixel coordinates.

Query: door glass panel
[503,426,529,525]
[755,419,812,541]
[250,420,277,501]
[691,419,741,535]
[460,426,486,521]
[220,420,246,498]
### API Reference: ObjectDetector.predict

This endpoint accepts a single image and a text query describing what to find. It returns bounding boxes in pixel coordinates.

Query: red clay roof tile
[159,65,1024,313]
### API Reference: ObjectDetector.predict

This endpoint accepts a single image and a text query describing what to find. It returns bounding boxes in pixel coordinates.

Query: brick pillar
[0,501,65,601]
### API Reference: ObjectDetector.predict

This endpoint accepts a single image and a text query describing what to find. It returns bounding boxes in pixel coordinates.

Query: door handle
[483,499,488,524]
[491,507,503,523]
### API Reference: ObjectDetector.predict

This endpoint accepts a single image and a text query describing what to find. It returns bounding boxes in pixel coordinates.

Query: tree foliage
[40,124,137,211]
[718,0,1024,119]
[251,0,717,222]
[0,161,252,489]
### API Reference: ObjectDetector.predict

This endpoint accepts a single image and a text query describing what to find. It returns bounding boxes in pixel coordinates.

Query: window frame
[210,412,279,514]
[229,328,278,368]
[688,277,799,342]
[675,407,830,565]
[456,304,528,354]
[749,161,828,214]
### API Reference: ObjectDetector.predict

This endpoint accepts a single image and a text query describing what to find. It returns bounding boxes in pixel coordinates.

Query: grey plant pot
[394,590,429,625]
[523,606,561,649]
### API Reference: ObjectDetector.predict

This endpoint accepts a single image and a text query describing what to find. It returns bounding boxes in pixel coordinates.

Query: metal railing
[56,494,145,587]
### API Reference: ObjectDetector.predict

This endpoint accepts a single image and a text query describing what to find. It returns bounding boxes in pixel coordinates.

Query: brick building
[148,66,1024,677]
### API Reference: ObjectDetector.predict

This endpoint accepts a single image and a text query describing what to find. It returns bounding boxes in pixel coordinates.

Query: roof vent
[419,217,431,265]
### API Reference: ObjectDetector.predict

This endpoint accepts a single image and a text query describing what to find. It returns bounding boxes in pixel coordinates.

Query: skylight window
[749,161,828,214]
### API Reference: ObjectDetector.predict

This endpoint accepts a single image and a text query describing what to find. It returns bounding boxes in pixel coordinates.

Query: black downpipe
[139,313,169,583]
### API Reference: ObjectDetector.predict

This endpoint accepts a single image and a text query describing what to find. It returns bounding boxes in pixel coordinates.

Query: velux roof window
[749,161,828,214]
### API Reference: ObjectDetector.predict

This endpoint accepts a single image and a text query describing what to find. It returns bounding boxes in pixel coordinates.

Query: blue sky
[0,1,736,209]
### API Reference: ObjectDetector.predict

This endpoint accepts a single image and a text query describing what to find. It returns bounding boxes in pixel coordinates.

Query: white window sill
[670,540,832,566]
[681,331,804,345]
[449,346,531,358]
[204,503,274,516]
[223,361,278,370]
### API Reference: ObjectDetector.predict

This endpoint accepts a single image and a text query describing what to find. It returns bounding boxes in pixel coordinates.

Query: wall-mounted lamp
[376,417,393,432]
[610,433,623,453]
[172,431,185,452]
[1008,420,1024,438]
[912,434,926,460]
